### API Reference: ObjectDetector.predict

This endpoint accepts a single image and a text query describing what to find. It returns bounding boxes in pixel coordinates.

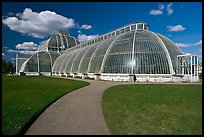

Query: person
[10,68,13,75]
[133,74,137,82]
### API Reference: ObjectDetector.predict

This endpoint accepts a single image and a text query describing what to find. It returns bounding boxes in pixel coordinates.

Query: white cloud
[18,50,38,55]
[81,24,92,29]
[175,40,202,47]
[158,4,165,10]
[78,30,81,34]
[149,3,164,15]
[195,40,202,45]
[6,41,39,55]
[150,3,174,16]
[167,25,186,32]
[16,42,39,50]
[7,48,38,55]
[2,53,5,56]
[167,3,174,15]
[2,8,75,38]
[7,49,18,53]
[77,34,99,42]
[149,9,163,15]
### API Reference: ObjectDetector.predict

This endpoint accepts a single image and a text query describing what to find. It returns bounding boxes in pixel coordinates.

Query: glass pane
[24,54,38,72]
[131,25,136,30]
[39,52,51,72]
[137,24,143,30]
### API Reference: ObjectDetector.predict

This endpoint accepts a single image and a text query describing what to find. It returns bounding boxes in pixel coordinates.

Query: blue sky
[2,2,202,63]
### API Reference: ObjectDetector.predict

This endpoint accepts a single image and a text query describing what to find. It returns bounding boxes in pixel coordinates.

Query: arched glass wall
[132,31,170,74]
[157,34,183,73]
[52,29,183,75]
[21,51,60,73]
[102,31,134,73]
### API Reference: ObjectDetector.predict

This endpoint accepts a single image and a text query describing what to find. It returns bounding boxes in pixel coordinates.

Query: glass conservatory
[51,22,187,82]
[18,22,199,82]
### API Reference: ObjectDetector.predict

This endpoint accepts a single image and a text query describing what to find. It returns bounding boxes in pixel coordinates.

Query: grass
[2,75,89,135]
[102,84,202,135]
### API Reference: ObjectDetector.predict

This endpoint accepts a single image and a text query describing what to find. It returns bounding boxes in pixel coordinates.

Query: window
[112,32,115,37]
[121,29,125,34]
[116,31,120,35]
[108,34,111,38]
[125,27,130,32]
[131,25,136,30]
[144,24,148,30]
[137,24,143,30]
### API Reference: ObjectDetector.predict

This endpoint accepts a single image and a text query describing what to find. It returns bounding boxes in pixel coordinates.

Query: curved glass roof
[52,29,183,75]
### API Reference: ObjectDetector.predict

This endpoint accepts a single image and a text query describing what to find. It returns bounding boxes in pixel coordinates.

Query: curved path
[25,77,127,135]
[25,77,200,135]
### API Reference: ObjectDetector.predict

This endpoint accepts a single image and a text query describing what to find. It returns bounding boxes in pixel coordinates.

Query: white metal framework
[177,54,199,82]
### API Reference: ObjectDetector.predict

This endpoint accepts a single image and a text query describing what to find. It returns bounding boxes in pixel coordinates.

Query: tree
[7,61,14,74]
[2,57,15,74]
[2,57,7,73]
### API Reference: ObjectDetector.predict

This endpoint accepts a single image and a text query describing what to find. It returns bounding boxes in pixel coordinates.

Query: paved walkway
[25,77,127,135]
[25,77,201,135]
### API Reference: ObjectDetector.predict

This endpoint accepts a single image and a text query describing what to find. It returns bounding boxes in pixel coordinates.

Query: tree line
[2,57,15,74]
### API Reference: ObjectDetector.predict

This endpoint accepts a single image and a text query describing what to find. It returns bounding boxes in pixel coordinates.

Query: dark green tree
[2,57,7,73]
[7,61,14,74]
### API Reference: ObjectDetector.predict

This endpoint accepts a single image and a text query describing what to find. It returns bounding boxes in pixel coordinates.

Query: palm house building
[17,22,199,82]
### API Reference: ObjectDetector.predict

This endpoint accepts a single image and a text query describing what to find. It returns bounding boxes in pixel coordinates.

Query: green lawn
[2,75,89,135]
[102,84,202,135]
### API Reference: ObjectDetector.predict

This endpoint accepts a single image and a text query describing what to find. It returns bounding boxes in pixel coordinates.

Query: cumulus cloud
[16,42,39,50]
[2,8,75,38]
[149,3,164,15]
[150,3,173,16]
[77,34,99,42]
[158,4,165,10]
[6,41,39,55]
[81,24,92,29]
[167,25,186,32]
[149,9,163,15]
[175,40,202,47]
[167,3,174,15]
